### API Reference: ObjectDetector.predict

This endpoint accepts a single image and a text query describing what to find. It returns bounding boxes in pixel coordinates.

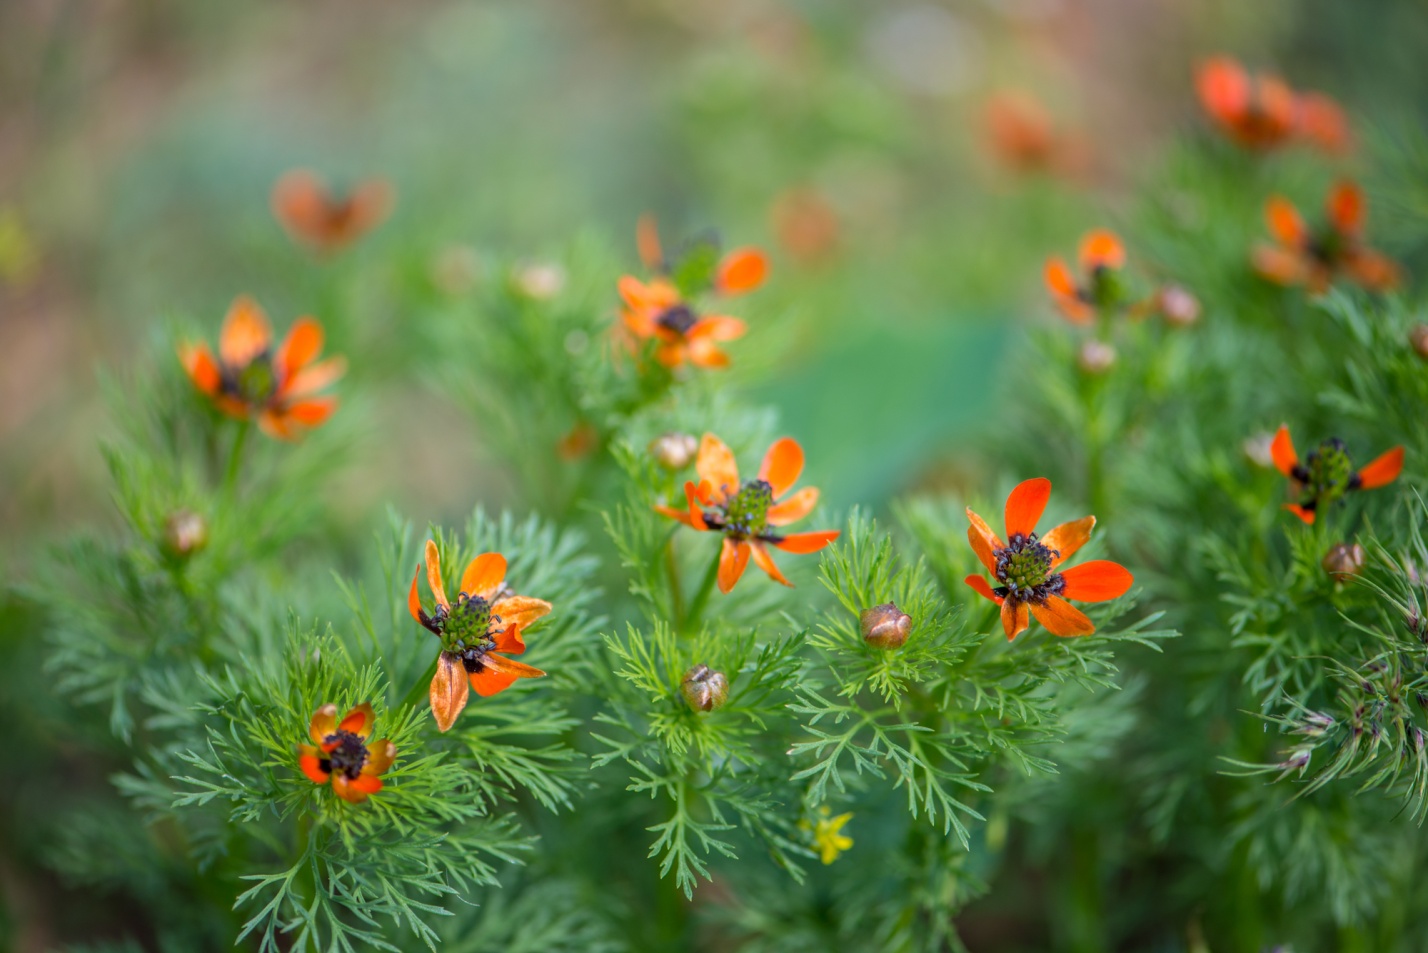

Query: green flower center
[994,533,1065,604]
[321,730,369,780]
[221,353,278,404]
[1299,439,1355,508]
[720,479,774,539]
[439,594,496,653]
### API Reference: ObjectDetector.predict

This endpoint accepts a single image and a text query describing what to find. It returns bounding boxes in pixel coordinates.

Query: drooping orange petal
[717,538,751,593]
[272,170,327,238]
[483,652,546,679]
[767,486,818,526]
[696,434,740,503]
[1043,257,1078,297]
[1265,197,1307,247]
[1327,180,1365,238]
[1252,245,1307,286]
[492,623,526,655]
[310,704,338,744]
[219,295,273,367]
[1283,503,1316,525]
[1078,230,1125,272]
[257,409,295,441]
[491,595,551,630]
[430,652,469,732]
[460,552,507,601]
[283,357,346,399]
[329,773,364,803]
[686,339,731,369]
[178,343,222,396]
[285,398,338,427]
[768,530,839,554]
[1345,249,1402,291]
[1052,295,1096,326]
[1195,57,1250,126]
[1000,600,1029,641]
[618,275,681,313]
[275,317,324,382]
[339,702,374,738]
[298,746,330,784]
[636,213,663,270]
[362,739,397,777]
[1058,560,1133,603]
[1004,477,1052,539]
[1270,425,1299,477]
[1356,446,1404,490]
[656,480,709,530]
[424,539,450,610]
[1031,596,1096,637]
[749,541,792,587]
[469,667,519,698]
[686,316,747,342]
[758,437,805,498]
[965,508,1003,573]
[964,575,1003,605]
[716,248,769,295]
[345,180,393,239]
[407,564,425,623]
[1042,515,1096,569]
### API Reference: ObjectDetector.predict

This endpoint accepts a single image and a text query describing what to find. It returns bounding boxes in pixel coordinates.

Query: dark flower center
[994,533,1065,605]
[1291,438,1358,512]
[219,352,278,404]
[320,730,369,780]
[657,305,700,336]
[431,593,504,658]
[704,479,774,540]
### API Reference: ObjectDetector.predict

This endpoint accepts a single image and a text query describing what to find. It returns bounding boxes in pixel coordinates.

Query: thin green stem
[224,419,251,496]
[666,540,686,629]
[681,543,723,636]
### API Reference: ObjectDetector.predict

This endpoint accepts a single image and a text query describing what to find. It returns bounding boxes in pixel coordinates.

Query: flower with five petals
[297,703,397,804]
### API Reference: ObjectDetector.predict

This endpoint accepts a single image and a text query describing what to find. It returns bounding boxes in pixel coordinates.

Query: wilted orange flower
[1195,57,1299,151]
[297,703,397,804]
[178,295,345,439]
[1044,230,1127,325]
[1269,425,1404,525]
[965,478,1133,640]
[271,169,392,252]
[1253,181,1401,293]
[656,433,839,593]
[409,540,551,731]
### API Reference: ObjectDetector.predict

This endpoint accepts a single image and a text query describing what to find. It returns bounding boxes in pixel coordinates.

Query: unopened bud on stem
[163,509,208,559]
[860,602,911,649]
[1322,542,1365,581]
[681,664,728,712]
[649,432,699,470]
[1077,340,1116,375]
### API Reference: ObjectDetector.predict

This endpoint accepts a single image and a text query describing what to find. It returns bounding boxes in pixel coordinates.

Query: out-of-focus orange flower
[271,170,392,252]
[771,188,840,264]
[409,540,551,730]
[1269,425,1404,525]
[982,91,1088,177]
[178,295,345,439]
[656,433,839,593]
[1195,57,1299,151]
[557,421,598,460]
[1252,181,1402,293]
[964,478,1132,641]
[297,703,397,804]
[1043,230,1127,325]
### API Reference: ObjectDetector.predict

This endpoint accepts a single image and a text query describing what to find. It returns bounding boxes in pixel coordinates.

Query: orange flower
[1043,230,1127,325]
[1269,425,1404,525]
[408,540,551,730]
[178,295,345,439]
[297,703,397,804]
[1252,181,1402,293]
[770,188,840,264]
[271,170,392,252]
[964,478,1132,641]
[1195,57,1299,151]
[656,433,839,593]
[982,91,1087,177]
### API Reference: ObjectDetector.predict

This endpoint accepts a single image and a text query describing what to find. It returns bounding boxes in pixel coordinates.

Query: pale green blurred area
[1,0,1424,549]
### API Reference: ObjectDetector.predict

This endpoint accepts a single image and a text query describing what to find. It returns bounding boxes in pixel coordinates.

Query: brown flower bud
[1156,284,1201,327]
[162,509,208,559]
[1410,324,1428,361]
[1322,542,1365,581]
[1077,340,1116,375]
[681,664,728,712]
[860,602,911,649]
[649,432,699,470]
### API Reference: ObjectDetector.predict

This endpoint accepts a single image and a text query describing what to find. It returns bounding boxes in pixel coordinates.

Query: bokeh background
[3,0,1427,949]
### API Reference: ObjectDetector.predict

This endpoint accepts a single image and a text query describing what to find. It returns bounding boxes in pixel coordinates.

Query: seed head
[681,664,729,712]
[860,602,912,649]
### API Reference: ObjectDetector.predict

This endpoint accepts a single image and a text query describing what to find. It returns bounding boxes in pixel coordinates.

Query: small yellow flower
[807,807,853,865]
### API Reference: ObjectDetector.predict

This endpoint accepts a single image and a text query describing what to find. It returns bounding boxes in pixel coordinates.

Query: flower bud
[512,262,566,299]
[681,664,728,712]
[649,432,699,470]
[860,602,911,649]
[1156,284,1201,327]
[1410,324,1428,361]
[1077,340,1116,375]
[162,509,207,559]
[1242,432,1275,469]
[1321,542,1365,581]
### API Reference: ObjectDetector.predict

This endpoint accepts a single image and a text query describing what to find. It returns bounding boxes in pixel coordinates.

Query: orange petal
[1078,230,1125,272]
[178,343,221,396]
[1270,425,1298,477]
[469,667,519,698]
[285,398,337,427]
[298,746,330,784]
[284,356,346,399]
[1058,560,1133,603]
[767,486,818,526]
[1345,249,1402,291]
[1297,92,1352,154]
[460,552,506,601]
[964,575,1004,605]
[1031,596,1096,637]
[1000,600,1029,641]
[275,317,324,382]
[1327,180,1365,238]
[1043,257,1078,297]
[1042,515,1095,569]
[430,653,470,732]
[687,339,731,369]
[491,595,551,630]
[424,539,450,610]
[687,315,747,342]
[330,773,366,804]
[637,213,663,270]
[1356,446,1404,490]
[219,295,273,367]
[1004,477,1052,539]
[362,739,397,776]
[1053,295,1096,326]
[1283,503,1316,525]
[1252,245,1307,286]
[716,247,769,295]
[483,651,546,679]
[749,541,792,587]
[407,564,425,624]
[339,702,374,738]
[257,409,295,441]
[769,530,839,554]
[758,437,805,498]
[1265,197,1307,247]
[1195,57,1250,126]
[492,623,526,655]
[965,508,1003,573]
[310,704,338,744]
[717,538,751,593]
[346,180,393,238]
[696,434,740,503]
